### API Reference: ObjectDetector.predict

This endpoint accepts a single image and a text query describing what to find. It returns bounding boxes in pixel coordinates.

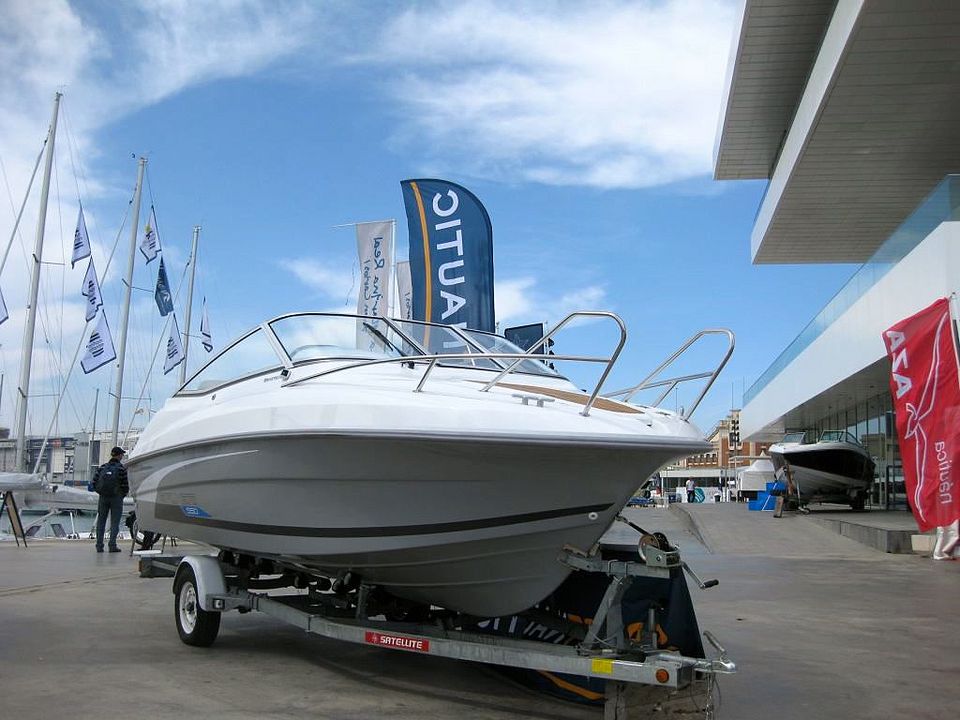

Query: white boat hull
[130,430,702,616]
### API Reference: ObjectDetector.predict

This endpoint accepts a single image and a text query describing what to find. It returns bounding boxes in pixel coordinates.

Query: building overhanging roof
[715,1,960,264]
[714,0,836,181]
[746,357,891,440]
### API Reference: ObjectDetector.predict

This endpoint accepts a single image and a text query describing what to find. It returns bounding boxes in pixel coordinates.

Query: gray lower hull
[129,432,696,616]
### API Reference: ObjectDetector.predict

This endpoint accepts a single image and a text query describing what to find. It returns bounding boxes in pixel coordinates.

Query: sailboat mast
[179,225,200,386]
[91,387,99,471]
[110,157,146,448]
[14,92,61,472]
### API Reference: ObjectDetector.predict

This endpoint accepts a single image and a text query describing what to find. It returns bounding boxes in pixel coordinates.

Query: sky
[0,0,857,440]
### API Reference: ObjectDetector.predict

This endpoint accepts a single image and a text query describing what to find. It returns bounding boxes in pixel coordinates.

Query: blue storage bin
[747,495,775,511]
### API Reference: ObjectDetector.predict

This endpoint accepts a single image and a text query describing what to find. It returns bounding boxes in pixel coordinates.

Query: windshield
[461,329,560,377]
[269,315,410,363]
[186,313,571,392]
[781,432,808,443]
[388,320,502,370]
[181,329,283,393]
[820,430,861,446]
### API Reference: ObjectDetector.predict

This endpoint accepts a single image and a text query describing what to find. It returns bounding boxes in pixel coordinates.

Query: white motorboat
[769,431,875,509]
[128,311,731,617]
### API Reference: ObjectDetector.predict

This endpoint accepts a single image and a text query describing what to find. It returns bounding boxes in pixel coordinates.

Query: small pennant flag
[72,205,91,268]
[200,297,213,352]
[164,313,185,375]
[81,259,104,322]
[81,310,117,374]
[154,257,173,316]
[140,206,160,263]
[0,286,8,326]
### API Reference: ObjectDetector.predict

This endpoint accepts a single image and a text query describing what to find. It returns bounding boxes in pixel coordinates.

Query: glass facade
[746,174,960,405]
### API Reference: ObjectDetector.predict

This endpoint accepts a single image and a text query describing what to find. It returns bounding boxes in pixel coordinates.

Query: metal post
[90,388,99,472]
[179,225,200,386]
[110,157,146,448]
[14,92,61,472]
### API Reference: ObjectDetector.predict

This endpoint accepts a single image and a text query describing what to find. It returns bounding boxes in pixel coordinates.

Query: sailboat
[0,92,210,542]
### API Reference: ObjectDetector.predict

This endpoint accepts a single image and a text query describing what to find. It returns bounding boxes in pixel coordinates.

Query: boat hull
[129,431,701,616]
[769,443,874,503]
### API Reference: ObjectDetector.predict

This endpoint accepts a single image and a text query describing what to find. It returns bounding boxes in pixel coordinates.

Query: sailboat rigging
[0,91,214,543]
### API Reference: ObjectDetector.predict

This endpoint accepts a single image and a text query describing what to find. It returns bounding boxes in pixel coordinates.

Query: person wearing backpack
[92,446,129,553]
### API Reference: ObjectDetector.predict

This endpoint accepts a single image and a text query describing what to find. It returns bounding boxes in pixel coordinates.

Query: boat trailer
[140,531,735,719]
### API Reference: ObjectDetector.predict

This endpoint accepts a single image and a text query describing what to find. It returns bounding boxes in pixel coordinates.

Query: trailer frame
[141,541,735,719]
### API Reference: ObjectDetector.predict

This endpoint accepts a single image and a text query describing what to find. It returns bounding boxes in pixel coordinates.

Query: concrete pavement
[1,504,958,719]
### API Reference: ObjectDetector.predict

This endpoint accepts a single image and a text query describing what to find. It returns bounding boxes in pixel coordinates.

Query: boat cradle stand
[141,546,736,719]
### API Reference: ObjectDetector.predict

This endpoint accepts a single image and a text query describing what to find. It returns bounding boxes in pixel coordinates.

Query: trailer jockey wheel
[174,564,221,647]
[126,511,160,551]
[136,528,160,551]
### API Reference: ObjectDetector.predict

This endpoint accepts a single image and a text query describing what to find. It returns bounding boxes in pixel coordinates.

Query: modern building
[714,0,960,506]
[0,436,78,484]
[0,430,140,485]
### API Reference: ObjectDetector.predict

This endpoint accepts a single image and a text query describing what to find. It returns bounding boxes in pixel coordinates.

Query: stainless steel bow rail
[278,313,733,421]
[141,537,736,720]
[604,329,735,420]
[282,311,628,417]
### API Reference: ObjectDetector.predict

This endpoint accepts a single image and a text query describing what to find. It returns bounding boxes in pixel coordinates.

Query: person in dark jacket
[93,446,129,552]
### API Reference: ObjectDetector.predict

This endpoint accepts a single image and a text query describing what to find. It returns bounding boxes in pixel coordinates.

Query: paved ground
[669,503,885,558]
[1,504,958,719]
[802,507,924,532]
[669,504,960,719]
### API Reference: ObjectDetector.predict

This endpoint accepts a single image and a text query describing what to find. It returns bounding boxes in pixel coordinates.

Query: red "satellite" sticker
[364,631,431,653]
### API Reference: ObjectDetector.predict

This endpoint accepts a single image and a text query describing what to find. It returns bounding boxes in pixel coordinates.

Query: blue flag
[401,179,495,332]
[155,257,173,316]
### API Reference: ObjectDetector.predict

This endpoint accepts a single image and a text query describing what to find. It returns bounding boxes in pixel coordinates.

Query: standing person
[93,446,129,552]
[685,478,696,503]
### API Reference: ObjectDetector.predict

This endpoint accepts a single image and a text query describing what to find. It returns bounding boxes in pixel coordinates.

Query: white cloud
[114,1,318,110]
[279,258,355,302]
[367,0,737,189]
[496,276,608,326]
[0,0,320,433]
[495,277,536,323]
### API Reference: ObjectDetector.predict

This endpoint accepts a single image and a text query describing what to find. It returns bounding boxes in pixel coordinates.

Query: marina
[3,1,960,718]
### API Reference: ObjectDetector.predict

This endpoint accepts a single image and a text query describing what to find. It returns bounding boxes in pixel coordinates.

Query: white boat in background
[21,482,133,513]
[769,430,875,510]
[0,473,133,542]
[0,473,44,493]
[129,311,733,617]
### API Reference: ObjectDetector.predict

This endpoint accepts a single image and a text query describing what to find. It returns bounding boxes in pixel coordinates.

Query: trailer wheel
[174,564,221,647]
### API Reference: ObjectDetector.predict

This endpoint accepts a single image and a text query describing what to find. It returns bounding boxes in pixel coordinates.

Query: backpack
[95,463,120,497]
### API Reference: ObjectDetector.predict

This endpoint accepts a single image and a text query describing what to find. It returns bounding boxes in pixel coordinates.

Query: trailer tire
[174,564,221,647]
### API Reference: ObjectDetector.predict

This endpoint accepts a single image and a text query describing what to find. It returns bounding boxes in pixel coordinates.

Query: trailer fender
[174,556,226,612]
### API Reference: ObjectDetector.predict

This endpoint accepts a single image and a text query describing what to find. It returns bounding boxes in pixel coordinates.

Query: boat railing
[477,311,627,415]
[603,329,735,421]
[282,311,628,417]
